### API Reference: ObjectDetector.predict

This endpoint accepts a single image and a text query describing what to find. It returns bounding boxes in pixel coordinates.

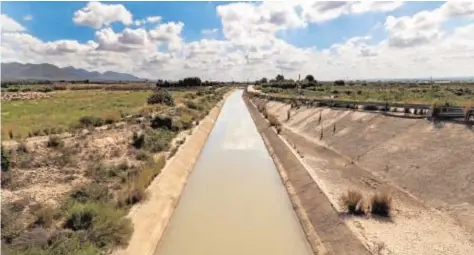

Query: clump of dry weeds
[370,191,392,217]
[340,190,365,215]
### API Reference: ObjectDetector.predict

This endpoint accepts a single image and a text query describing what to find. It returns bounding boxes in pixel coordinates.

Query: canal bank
[243,91,371,255]
[153,90,313,255]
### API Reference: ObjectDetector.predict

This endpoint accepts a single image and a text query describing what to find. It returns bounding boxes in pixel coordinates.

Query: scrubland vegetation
[254,74,474,106]
[1,80,231,254]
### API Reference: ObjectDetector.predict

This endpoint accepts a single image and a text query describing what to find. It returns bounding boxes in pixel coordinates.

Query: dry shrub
[11,227,50,249]
[463,102,472,121]
[370,191,392,217]
[47,135,64,148]
[430,101,441,118]
[340,190,365,215]
[168,146,179,159]
[63,202,132,249]
[101,112,121,124]
[267,113,281,128]
[32,204,56,228]
[119,155,166,208]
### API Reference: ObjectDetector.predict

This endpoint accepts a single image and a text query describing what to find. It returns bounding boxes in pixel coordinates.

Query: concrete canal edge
[243,91,370,255]
[114,90,234,255]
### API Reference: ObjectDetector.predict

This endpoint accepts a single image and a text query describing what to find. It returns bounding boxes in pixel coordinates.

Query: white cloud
[146,16,162,23]
[201,28,218,35]
[133,16,162,26]
[23,15,33,21]
[148,21,184,50]
[301,1,403,23]
[385,1,474,48]
[2,2,474,81]
[1,14,26,33]
[73,2,133,29]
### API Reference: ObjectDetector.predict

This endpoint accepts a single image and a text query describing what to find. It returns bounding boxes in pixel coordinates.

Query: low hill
[1,62,144,81]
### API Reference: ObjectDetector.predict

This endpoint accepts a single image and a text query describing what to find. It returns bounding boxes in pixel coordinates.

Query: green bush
[144,129,175,153]
[79,116,105,128]
[63,202,132,249]
[38,87,53,93]
[135,150,152,161]
[2,146,11,172]
[69,184,111,204]
[150,115,173,130]
[147,89,174,106]
[185,100,200,110]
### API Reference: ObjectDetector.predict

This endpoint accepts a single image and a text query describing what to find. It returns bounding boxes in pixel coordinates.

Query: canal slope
[153,90,313,255]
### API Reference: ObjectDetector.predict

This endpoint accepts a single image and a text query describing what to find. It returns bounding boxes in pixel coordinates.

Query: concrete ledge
[243,92,370,255]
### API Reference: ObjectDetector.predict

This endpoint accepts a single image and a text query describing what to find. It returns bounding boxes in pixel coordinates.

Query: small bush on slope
[147,89,174,106]
[340,190,365,215]
[370,192,392,217]
[63,202,132,249]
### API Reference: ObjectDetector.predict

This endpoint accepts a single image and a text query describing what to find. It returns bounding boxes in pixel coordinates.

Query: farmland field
[1,90,189,139]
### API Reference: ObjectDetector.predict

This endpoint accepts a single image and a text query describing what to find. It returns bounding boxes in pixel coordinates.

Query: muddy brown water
[153,90,312,255]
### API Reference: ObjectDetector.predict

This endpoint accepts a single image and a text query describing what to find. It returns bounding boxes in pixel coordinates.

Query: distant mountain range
[1,62,144,81]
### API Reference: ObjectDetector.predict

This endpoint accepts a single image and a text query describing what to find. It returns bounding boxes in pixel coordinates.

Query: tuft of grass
[118,155,166,208]
[63,202,132,249]
[370,191,392,217]
[340,190,365,215]
[101,112,121,124]
[47,135,64,148]
[135,149,152,161]
[32,204,56,228]
[69,183,111,204]
[78,116,105,128]
[16,142,29,154]
[463,102,472,122]
[267,113,281,128]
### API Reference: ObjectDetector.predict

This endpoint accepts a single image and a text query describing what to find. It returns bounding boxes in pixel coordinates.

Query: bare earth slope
[259,98,474,254]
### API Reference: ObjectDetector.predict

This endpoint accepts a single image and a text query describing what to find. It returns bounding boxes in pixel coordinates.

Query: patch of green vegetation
[259,83,474,106]
[1,90,152,139]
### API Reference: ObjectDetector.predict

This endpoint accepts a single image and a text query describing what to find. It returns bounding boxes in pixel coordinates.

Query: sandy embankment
[256,96,474,255]
[243,92,370,255]
[114,91,232,255]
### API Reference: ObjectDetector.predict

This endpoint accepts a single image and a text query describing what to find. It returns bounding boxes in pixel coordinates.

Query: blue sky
[1,1,443,48]
[1,1,225,43]
[1,1,473,80]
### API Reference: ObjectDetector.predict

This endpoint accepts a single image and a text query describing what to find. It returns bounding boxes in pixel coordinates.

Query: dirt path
[114,91,232,255]
[243,93,370,255]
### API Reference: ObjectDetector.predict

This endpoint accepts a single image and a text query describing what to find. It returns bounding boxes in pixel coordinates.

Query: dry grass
[267,113,281,128]
[340,190,365,215]
[463,102,472,121]
[370,191,392,217]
